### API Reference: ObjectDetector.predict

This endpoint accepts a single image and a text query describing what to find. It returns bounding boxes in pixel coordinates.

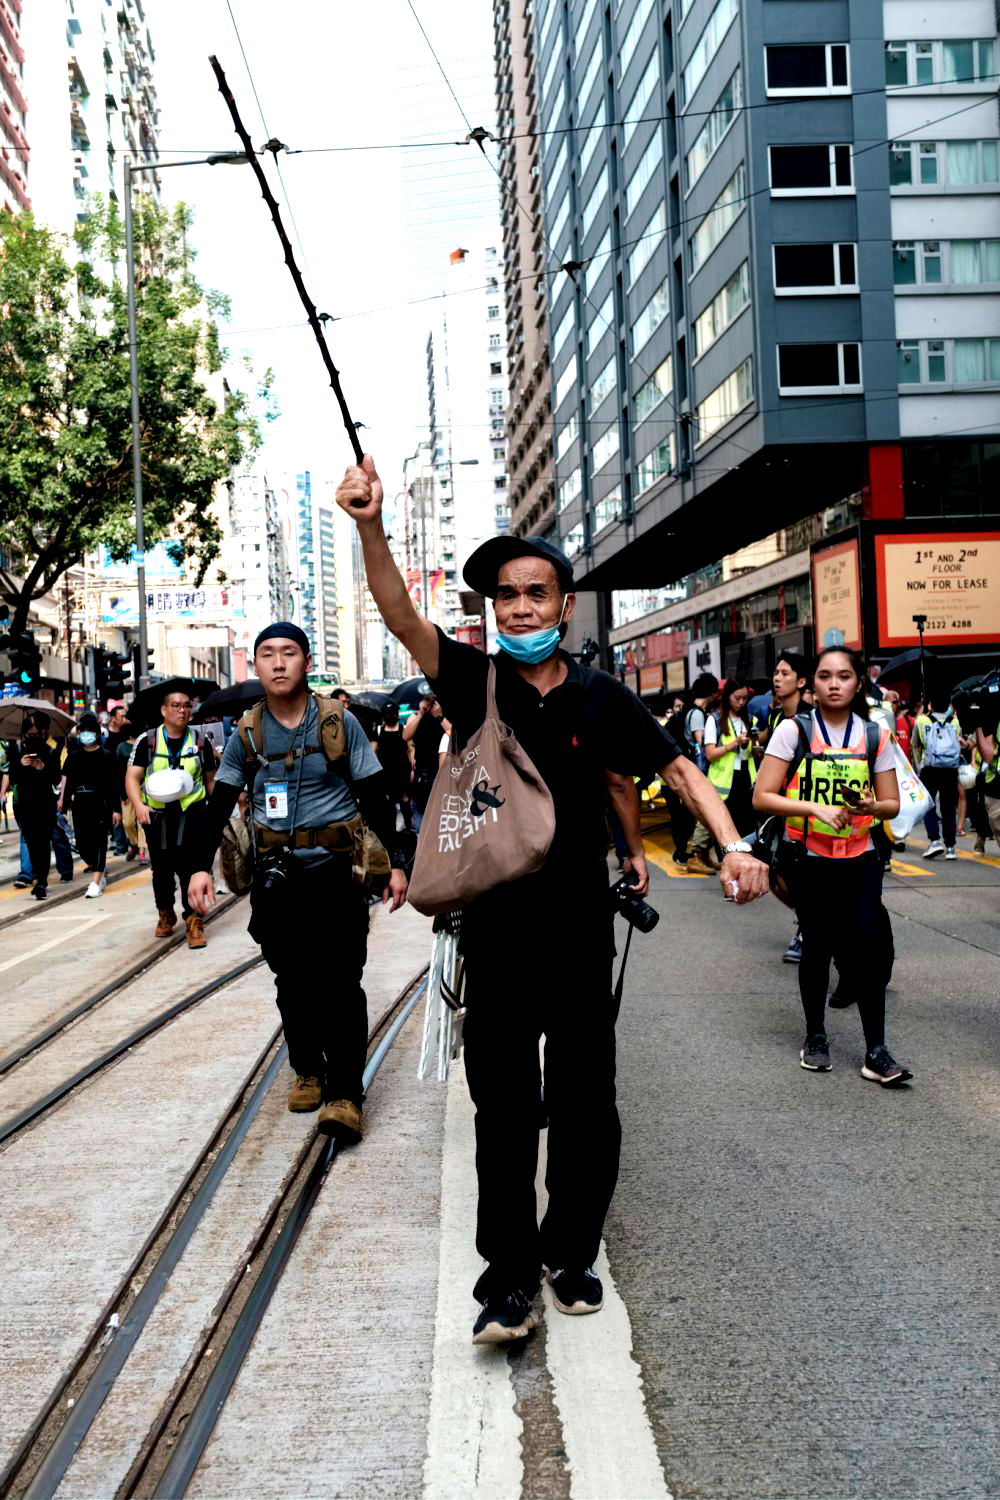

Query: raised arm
[336,457,441,679]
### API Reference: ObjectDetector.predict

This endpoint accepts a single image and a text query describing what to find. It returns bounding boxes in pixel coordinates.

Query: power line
[404,0,474,134]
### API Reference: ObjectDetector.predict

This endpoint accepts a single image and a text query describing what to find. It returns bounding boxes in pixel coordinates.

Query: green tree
[0,198,265,634]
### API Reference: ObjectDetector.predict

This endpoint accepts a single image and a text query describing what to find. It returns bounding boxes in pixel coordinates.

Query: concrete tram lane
[606,840,1000,1500]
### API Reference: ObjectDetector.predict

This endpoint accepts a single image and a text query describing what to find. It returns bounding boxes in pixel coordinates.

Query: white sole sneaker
[84,883,102,898]
[472,1308,540,1345]
[547,1271,604,1315]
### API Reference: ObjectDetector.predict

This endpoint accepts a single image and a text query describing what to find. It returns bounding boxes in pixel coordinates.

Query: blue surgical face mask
[496,597,567,665]
[78,731,98,746]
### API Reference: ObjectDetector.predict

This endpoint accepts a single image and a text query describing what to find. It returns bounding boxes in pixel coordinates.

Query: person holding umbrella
[125,683,217,947]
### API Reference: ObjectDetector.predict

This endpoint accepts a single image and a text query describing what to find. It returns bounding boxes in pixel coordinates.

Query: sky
[146,0,503,497]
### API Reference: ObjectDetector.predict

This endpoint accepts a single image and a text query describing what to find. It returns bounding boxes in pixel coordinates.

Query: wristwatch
[721,840,753,855]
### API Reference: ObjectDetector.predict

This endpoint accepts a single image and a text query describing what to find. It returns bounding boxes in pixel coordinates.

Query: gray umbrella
[0,698,76,739]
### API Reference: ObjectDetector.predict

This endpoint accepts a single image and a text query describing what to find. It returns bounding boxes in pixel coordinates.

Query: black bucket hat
[462,536,575,599]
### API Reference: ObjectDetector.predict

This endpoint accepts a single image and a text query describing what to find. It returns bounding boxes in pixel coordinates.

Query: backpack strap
[863,719,881,778]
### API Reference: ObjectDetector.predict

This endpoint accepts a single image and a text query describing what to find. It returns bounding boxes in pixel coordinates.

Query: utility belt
[254,814,362,854]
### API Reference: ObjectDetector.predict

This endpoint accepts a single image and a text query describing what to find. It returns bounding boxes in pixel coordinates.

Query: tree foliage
[0,197,263,632]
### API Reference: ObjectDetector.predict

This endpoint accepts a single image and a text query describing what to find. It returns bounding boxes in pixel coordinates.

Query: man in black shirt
[336,457,768,1344]
[402,692,443,816]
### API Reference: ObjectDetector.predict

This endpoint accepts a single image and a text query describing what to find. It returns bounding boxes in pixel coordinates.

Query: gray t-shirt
[216,702,379,860]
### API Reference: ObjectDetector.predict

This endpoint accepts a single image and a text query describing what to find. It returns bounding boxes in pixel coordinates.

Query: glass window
[769,143,854,194]
[575,0,599,48]
[586,293,614,355]
[889,142,912,185]
[955,338,985,382]
[696,357,753,441]
[897,340,921,384]
[942,40,974,83]
[693,261,749,355]
[555,357,577,408]
[623,52,658,148]
[923,241,941,283]
[777,343,862,393]
[690,165,745,272]
[556,411,579,460]
[544,78,566,126]
[556,465,582,511]
[634,356,673,420]
[685,69,741,192]
[579,40,603,110]
[918,142,939,184]
[885,41,907,86]
[579,98,606,178]
[618,0,654,79]
[624,129,663,218]
[682,0,739,104]
[589,354,617,412]
[585,230,611,295]
[765,44,850,94]
[627,202,666,285]
[630,276,669,353]
[592,421,620,471]
[537,0,560,64]
[546,140,569,199]
[553,302,575,360]
[635,435,676,494]
[915,40,934,83]
[592,484,622,532]
[542,32,563,101]
[927,340,946,382]
[893,243,916,286]
[581,165,608,236]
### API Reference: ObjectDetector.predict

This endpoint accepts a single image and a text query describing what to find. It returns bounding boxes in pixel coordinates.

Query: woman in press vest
[753,648,912,1087]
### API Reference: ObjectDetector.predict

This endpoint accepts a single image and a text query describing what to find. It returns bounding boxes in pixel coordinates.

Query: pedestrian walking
[335,455,769,1345]
[403,692,444,821]
[703,676,757,839]
[753,647,911,1086]
[755,651,810,962]
[915,697,963,859]
[104,702,131,855]
[58,713,119,898]
[673,674,719,873]
[187,624,408,1142]
[125,685,217,947]
[3,713,59,900]
[375,702,413,829]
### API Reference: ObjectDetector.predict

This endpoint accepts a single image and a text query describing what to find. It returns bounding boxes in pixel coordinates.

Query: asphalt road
[607,823,1000,1500]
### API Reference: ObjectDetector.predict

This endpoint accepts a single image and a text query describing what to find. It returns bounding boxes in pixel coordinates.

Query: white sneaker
[85,878,104,898]
[945,847,957,860]
[922,839,945,859]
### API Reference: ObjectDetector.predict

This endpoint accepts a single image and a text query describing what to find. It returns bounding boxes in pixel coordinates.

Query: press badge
[264,783,289,820]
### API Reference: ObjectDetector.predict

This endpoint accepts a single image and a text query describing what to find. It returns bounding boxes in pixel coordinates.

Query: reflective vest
[141,726,207,810]
[706,715,757,797]
[785,714,888,859]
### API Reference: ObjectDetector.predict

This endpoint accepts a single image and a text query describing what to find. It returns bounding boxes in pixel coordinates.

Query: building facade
[0,0,30,212]
[524,0,999,681]
[494,0,556,538]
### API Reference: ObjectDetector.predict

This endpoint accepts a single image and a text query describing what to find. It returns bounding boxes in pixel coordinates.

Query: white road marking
[0,911,110,973]
[423,1055,523,1500]
[536,1136,674,1500]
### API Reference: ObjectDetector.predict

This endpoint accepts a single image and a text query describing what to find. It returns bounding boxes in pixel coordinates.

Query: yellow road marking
[888,858,935,878]
[906,836,1000,872]
[644,830,711,879]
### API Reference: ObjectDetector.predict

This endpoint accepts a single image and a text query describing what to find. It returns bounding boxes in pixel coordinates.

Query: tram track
[0,860,142,930]
[0,894,245,1085]
[0,966,429,1500]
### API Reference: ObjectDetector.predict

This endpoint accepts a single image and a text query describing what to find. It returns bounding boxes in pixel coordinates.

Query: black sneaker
[471,1288,539,1345]
[800,1034,831,1071]
[59,874,74,883]
[672,849,688,866]
[33,885,48,901]
[861,1045,912,1088]
[548,1266,604,1316]
[783,932,802,964]
[13,877,31,889]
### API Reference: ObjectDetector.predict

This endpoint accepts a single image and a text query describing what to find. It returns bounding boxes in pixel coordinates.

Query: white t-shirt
[704,712,749,766]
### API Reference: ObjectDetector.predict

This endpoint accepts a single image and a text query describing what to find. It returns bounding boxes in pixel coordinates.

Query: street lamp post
[123,152,250,687]
[913,613,928,704]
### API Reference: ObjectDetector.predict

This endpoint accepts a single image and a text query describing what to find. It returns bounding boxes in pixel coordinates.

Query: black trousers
[665,784,694,858]
[461,858,618,1297]
[920,766,959,846]
[249,854,370,1104]
[788,850,892,1052]
[146,808,205,917]
[725,764,758,838]
[71,795,110,874]
[16,808,54,887]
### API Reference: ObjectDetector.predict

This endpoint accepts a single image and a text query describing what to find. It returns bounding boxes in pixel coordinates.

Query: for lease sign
[875,532,1000,647]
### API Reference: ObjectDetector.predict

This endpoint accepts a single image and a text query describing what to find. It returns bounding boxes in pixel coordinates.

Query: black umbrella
[350,689,392,713]
[877,647,939,690]
[345,701,381,738]
[389,676,433,709]
[192,679,266,723]
[127,676,220,732]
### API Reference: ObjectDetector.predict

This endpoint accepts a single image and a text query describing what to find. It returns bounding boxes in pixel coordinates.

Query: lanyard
[813,709,853,750]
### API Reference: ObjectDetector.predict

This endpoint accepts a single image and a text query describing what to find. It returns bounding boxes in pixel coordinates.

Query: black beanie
[253,621,310,657]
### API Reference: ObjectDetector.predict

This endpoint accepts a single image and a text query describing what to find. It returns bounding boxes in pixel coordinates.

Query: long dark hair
[716,676,750,738]
[812,647,870,721]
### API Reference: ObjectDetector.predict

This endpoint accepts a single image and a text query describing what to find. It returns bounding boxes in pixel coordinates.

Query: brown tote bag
[406,661,556,916]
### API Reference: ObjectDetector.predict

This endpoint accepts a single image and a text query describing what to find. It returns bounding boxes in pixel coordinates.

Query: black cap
[463,536,575,599]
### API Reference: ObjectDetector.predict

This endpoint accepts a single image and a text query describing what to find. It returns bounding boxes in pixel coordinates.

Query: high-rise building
[525,0,1000,678]
[23,0,159,234]
[0,0,30,212]
[494,0,556,538]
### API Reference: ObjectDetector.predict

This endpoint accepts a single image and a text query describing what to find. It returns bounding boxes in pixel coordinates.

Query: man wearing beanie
[59,713,120,898]
[186,623,409,1144]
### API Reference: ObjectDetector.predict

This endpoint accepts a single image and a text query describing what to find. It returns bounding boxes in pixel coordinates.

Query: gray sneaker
[783,932,803,964]
[800,1034,832,1071]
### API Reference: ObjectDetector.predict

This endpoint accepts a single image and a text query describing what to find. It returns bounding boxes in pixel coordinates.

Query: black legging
[791,850,892,1051]
[15,809,54,888]
[725,764,758,839]
[71,794,110,875]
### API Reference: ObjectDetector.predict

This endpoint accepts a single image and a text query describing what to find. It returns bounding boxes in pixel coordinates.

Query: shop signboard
[874,531,1000,648]
[687,635,721,683]
[812,538,862,651]
[639,664,664,695]
[99,586,242,627]
[624,669,639,694]
[665,659,686,692]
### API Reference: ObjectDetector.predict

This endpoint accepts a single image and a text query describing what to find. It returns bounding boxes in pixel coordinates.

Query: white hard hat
[958,762,978,790]
[146,768,195,804]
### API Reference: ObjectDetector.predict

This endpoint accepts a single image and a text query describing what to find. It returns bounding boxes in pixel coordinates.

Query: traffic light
[6,629,41,694]
[94,646,123,703]
[119,648,135,698]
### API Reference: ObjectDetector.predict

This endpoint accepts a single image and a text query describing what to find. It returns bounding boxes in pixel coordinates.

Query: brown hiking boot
[185,913,207,949]
[317,1098,363,1144]
[287,1075,323,1112]
[155,908,176,937]
[685,853,715,876]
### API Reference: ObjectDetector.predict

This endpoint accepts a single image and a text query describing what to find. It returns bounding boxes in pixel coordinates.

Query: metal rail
[0,895,244,1080]
[149,971,429,1499]
[0,955,265,1148]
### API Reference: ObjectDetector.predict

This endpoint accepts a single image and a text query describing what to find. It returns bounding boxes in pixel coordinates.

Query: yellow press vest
[785,716,888,859]
[141,726,207,811]
[706,716,757,798]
